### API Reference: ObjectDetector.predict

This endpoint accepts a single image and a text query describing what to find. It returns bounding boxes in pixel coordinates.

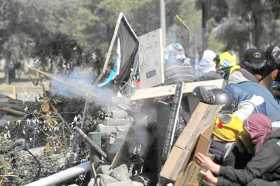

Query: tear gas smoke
[50,67,130,107]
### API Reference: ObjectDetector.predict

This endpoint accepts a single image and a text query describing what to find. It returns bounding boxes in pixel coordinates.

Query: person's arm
[233,97,260,121]
[218,140,280,185]
[225,83,264,120]
[199,169,241,186]
[217,177,241,186]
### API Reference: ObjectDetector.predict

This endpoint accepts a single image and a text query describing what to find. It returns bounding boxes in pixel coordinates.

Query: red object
[135,80,141,89]
[216,117,224,128]
[245,113,272,153]
[217,122,224,128]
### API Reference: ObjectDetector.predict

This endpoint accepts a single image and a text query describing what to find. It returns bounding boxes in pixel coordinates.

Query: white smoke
[50,67,130,107]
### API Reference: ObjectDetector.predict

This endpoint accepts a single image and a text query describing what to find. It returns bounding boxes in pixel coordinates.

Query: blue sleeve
[224,83,254,106]
[224,84,241,106]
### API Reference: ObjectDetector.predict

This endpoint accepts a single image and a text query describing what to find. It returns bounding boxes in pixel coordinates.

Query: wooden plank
[160,102,221,181]
[0,85,17,99]
[130,79,224,100]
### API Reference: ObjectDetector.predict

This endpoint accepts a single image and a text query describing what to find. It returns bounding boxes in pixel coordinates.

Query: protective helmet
[216,51,238,70]
[212,114,245,142]
[265,45,280,68]
[199,49,217,74]
[215,51,239,79]
[240,48,272,77]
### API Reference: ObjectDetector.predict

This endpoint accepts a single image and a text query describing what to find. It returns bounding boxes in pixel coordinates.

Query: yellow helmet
[212,114,245,142]
[212,114,253,151]
[215,51,240,77]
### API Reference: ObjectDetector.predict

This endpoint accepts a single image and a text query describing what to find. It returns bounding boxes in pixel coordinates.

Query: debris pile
[0,82,162,185]
[0,12,227,186]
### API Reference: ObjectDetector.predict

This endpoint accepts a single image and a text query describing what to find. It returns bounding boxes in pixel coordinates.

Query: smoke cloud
[50,67,130,107]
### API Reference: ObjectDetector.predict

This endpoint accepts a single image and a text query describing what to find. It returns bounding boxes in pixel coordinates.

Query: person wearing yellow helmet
[214,51,240,80]
[210,48,280,168]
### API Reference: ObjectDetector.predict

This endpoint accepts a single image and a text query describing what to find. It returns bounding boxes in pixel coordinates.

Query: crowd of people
[194,46,280,186]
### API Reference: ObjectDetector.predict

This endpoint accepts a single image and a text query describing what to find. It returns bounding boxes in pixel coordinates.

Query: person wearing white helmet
[200,49,217,73]
[196,49,222,80]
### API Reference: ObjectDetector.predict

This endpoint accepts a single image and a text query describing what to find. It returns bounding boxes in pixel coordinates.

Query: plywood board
[138,29,164,88]
[175,125,214,186]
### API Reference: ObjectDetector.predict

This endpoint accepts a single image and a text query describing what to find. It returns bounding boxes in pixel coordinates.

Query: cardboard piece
[139,29,164,88]
[175,161,202,186]
[175,125,214,186]
[160,102,220,181]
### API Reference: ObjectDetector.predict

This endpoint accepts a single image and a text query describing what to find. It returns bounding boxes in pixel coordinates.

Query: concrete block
[110,164,130,181]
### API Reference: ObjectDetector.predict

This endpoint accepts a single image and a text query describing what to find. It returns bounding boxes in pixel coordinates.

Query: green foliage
[98,0,151,13]
[196,0,280,54]
[179,0,201,33]
[208,32,225,52]
[0,0,203,70]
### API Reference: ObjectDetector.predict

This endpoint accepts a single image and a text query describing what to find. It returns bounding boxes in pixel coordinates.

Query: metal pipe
[74,127,107,159]
[175,15,192,54]
[0,107,25,116]
[160,0,166,48]
[25,161,92,186]
[81,99,89,129]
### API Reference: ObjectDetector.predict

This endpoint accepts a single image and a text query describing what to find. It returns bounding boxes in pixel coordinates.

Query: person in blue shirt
[224,48,280,126]
[209,48,280,169]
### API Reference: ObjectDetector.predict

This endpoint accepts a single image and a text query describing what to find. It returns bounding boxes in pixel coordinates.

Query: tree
[0,0,39,82]
[195,0,280,54]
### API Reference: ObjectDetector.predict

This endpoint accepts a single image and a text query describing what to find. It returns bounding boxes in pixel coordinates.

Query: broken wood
[160,102,221,181]
[0,85,17,99]
[175,125,214,186]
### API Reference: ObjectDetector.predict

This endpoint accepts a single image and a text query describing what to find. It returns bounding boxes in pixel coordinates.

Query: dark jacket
[217,129,280,185]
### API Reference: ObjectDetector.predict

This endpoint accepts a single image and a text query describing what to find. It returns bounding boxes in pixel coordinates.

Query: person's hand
[195,153,220,174]
[200,170,218,186]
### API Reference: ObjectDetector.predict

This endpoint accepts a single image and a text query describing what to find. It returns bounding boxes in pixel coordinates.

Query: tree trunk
[251,0,263,48]
[4,58,14,84]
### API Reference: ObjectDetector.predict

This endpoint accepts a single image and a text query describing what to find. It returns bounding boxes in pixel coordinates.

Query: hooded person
[195,113,280,186]
[196,49,222,80]
[199,49,217,74]
[164,43,194,84]
[244,113,272,153]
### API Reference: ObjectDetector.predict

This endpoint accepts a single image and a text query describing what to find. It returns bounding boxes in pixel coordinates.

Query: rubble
[99,174,118,185]
[0,68,225,186]
[110,164,130,181]
[97,165,112,175]
[0,12,228,186]
[0,89,140,185]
